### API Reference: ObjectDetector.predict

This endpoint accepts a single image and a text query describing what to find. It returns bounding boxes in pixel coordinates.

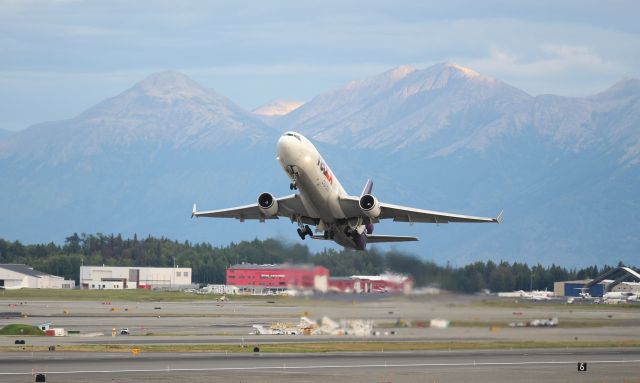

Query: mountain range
[0,129,13,140]
[1,63,638,266]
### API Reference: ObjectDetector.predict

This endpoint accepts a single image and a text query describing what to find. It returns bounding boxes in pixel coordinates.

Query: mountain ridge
[253,99,304,116]
[0,64,638,266]
[276,63,640,165]
[0,70,274,164]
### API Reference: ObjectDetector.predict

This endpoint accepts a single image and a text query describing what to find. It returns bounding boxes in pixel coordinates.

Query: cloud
[463,44,628,96]
[1,1,639,126]
[470,43,623,77]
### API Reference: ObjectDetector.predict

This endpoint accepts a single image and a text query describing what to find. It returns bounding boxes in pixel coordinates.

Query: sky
[1,0,639,131]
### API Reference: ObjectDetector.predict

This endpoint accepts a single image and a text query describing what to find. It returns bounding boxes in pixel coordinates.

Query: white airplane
[603,291,638,302]
[192,131,503,250]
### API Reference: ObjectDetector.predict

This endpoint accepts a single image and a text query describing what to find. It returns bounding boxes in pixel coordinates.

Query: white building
[79,266,192,290]
[0,264,71,289]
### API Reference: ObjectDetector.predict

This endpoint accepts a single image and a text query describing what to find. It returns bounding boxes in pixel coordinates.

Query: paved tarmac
[1,348,639,382]
[2,295,640,382]
[3,296,639,344]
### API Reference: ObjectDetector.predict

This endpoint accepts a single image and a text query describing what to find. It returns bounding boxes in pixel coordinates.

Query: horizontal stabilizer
[366,234,419,243]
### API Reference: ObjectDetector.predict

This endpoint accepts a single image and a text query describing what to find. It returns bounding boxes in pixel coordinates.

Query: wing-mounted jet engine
[359,194,381,219]
[257,192,278,217]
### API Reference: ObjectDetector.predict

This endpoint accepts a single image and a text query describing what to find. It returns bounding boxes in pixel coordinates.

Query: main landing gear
[297,225,313,240]
[343,226,359,240]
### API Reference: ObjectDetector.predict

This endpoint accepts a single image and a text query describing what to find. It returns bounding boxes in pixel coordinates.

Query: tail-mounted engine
[258,192,278,217]
[359,194,381,219]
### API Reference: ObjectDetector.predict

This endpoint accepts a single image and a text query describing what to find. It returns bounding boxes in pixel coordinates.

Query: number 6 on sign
[578,362,587,372]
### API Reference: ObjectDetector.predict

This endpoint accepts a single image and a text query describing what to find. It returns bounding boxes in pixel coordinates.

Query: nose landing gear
[288,167,299,190]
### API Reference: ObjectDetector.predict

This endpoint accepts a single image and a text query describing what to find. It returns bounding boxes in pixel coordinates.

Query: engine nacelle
[257,192,278,217]
[359,194,381,219]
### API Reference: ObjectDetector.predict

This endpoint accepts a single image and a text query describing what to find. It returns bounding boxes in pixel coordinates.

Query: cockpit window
[285,132,301,141]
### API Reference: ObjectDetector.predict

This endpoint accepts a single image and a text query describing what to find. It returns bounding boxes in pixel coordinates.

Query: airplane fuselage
[277,132,367,249]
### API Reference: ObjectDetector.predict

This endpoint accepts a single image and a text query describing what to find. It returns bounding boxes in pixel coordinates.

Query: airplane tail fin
[361,179,373,196]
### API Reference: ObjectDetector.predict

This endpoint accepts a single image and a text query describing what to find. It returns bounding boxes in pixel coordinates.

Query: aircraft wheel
[304,225,313,237]
[329,231,335,239]
[297,228,305,240]
[323,231,329,240]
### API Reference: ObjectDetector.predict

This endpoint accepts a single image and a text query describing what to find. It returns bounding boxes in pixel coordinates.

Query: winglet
[494,209,504,224]
[191,203,197,218]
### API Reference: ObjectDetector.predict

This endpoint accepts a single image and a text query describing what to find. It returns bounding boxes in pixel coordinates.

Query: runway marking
[2,359,640,375]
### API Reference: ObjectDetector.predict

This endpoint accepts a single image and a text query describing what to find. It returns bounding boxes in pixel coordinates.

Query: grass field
[3,339,640,353]
[475,298,640,310]
[0,324,45,336]
[0,288,284,302]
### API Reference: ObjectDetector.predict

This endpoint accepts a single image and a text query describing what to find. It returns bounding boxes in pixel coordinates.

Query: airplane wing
[192,194,310,222]
[365,234,419,243]
[339,196,503,224]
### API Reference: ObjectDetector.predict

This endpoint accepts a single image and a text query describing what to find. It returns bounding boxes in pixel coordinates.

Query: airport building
[554,267,640,297]
[0,264,74,289]
[226,263,329,293]
[329,273,414,294]
[225,263,413,295]
[79,266,192,289]
[553,280,607,297]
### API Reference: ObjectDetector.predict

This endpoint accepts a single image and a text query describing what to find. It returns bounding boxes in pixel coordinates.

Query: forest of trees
[0,233,630,293]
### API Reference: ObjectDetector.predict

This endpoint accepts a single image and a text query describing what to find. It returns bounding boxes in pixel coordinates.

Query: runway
[1,348,639,382]
[3,296,640,381]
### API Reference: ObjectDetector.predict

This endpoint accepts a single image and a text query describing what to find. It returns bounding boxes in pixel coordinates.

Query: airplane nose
[277,134,297,163]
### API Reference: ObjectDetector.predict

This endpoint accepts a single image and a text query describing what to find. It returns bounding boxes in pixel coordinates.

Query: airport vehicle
[119,328,130,335]
[192,132,502,250]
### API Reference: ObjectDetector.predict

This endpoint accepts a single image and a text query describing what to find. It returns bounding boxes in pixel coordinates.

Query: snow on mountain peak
[387,65,417,80]
[448,63,480,78]
[422,62,487,84]
[253,99,304,116]
[134,70,212,102]
[342,65,417,92]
